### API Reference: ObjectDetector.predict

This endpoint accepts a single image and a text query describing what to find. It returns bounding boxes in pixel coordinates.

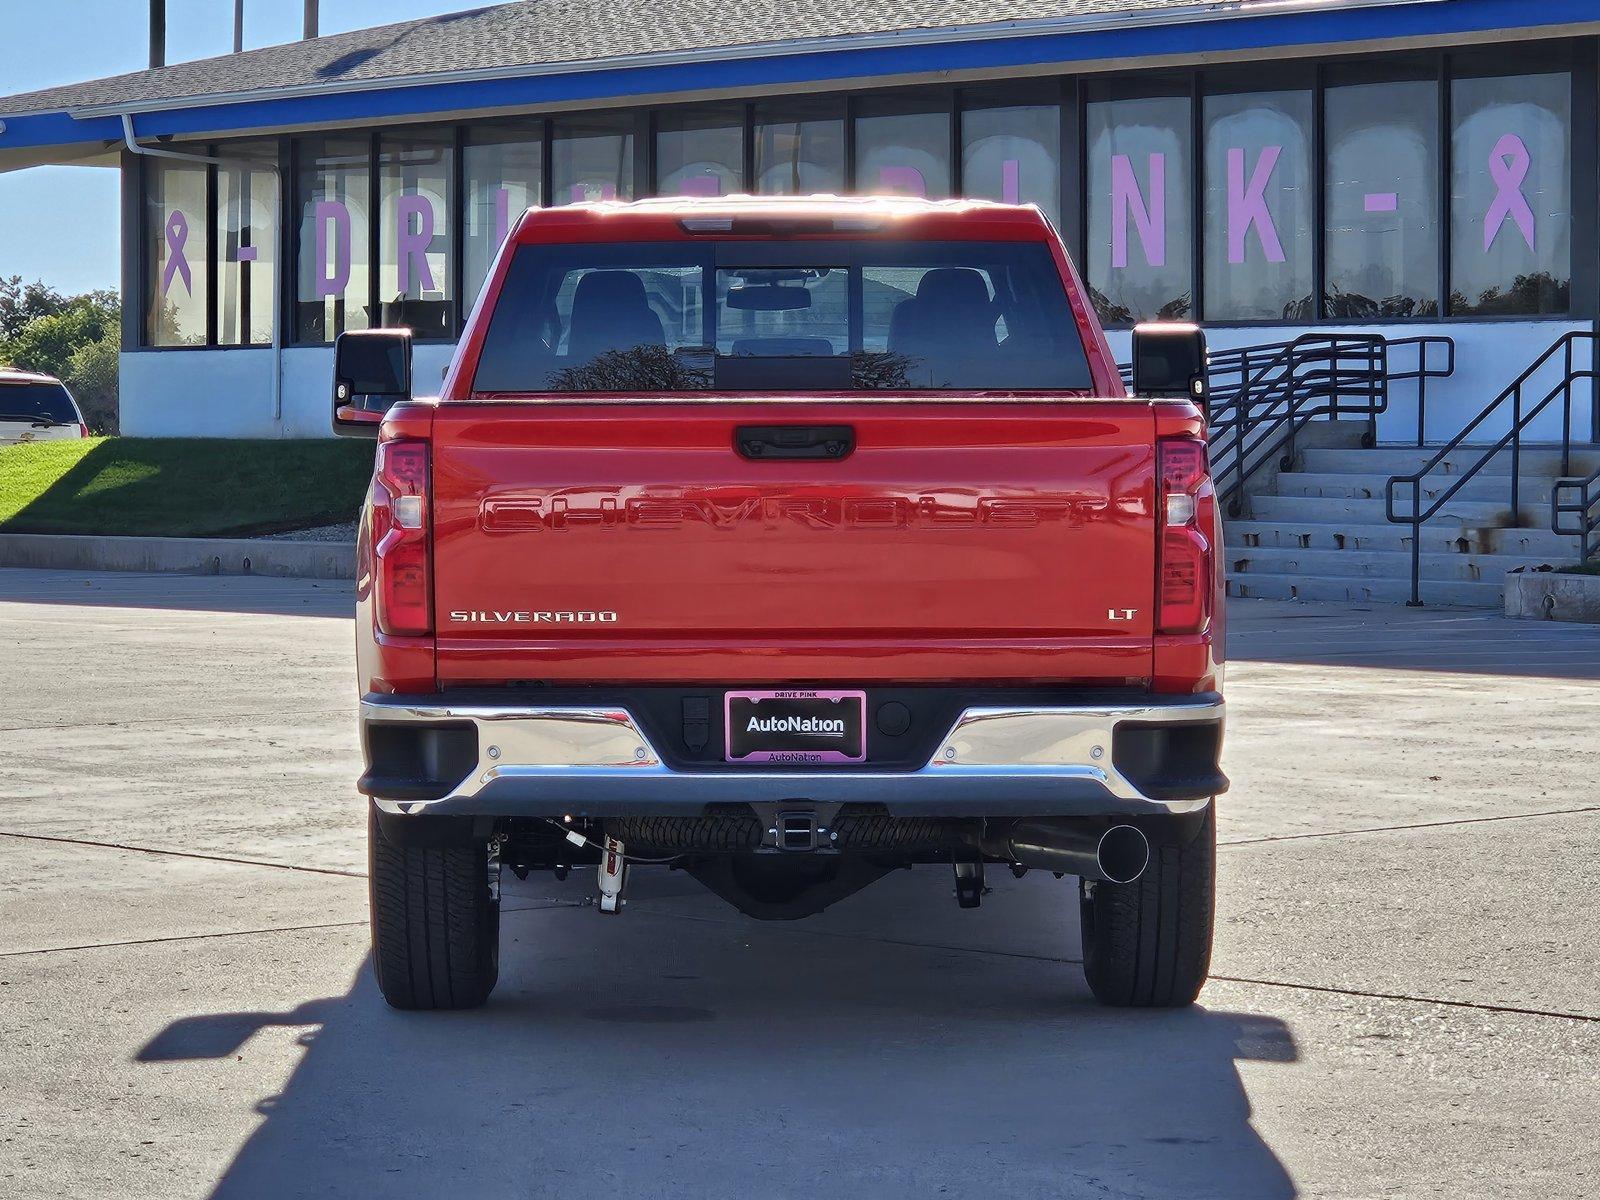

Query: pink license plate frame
[724,689,867,764]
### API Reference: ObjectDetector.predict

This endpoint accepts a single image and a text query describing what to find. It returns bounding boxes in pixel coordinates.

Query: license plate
[724,690,867,764]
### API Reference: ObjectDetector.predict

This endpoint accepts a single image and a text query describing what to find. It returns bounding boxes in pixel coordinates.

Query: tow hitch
[598,835,627,914]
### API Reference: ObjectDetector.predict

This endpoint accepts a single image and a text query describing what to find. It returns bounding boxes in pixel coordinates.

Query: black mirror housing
[333,329,413,438]
[1131,322,1208,411]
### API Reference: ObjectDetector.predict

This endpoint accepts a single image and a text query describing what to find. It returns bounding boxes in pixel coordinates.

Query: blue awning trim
[0,0,1592,153]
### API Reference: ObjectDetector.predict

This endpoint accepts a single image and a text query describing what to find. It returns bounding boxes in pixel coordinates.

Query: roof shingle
[0,0,1225,117]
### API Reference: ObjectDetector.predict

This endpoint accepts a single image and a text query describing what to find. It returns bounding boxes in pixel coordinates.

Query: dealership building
[0,0,1596,460]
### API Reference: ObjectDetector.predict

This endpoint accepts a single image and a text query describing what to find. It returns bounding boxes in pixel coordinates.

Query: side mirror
[1131,322,1208,414]
[333,329,412,438]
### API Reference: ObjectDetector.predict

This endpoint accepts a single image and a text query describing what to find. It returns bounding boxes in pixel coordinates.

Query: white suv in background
[0,369,88,444]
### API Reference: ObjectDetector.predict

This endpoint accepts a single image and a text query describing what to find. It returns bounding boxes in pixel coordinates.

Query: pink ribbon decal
[1111,153,1165,269]
[396,195,436,293]
[1227,146,1286,265]
[1484,132,1536,253]
[1001,159,1020,205]
[1364,193,1399,213]
[569,182,617,203]
[314,201,352,299]
[161,210,192,296]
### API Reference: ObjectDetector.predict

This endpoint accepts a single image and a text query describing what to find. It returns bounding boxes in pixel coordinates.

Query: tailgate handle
[735,425,854,461]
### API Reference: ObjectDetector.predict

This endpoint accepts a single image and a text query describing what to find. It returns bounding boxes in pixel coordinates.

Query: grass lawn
[0,438,374,537]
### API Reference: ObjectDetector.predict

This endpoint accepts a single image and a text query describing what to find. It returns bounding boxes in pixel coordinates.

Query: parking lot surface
[1,568,1597,1199]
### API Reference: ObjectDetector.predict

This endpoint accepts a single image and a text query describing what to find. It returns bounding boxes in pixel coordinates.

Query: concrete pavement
[1,569,1597,1198]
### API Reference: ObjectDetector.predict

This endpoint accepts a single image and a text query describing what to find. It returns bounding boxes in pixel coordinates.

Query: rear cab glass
[0,380,79,424]
[470,241,1093,394]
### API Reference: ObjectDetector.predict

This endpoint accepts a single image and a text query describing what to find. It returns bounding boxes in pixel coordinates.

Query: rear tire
[1078,805,1214,1008]
[368,805,500,1010]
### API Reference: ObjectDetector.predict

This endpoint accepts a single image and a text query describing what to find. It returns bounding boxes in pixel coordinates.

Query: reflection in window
[146,158,208,346]
[1324,77,1440,318]
[961,92,1061,226]
[1086,92,1193,324]
[216,144,278,346]
[294,136,370,343]
[1202,89,1314,321]
[754,99,845,195]
[855,94,951,199]
[552,113,634,205]
[657,107,742,197]
[464,125,542,307]
[1450,69,1571,316]
[379,130,454,336]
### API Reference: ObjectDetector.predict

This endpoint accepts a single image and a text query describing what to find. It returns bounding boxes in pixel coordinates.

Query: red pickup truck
[333,196,1225,1012]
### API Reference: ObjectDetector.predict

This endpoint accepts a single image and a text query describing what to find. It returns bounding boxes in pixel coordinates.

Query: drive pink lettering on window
[396,195,437,293]
[1484,132,1536,253]
[877,165,928,197]
[314,200,351,298]
[1226,146,1285,265]
[494,187,512,247]
[162,210,192,296]
[1002,159,1021,205]
[1111,153,1165,269]
[569,182,617,203]
[680,175,722,197]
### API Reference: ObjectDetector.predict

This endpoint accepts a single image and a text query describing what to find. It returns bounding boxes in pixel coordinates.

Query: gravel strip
[254,522,357,543]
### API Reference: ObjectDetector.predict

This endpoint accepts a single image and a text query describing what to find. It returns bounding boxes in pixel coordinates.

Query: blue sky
[0,1,482,295]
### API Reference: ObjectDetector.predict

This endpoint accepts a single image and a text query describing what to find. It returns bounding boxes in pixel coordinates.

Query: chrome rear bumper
[359,694,1225,819]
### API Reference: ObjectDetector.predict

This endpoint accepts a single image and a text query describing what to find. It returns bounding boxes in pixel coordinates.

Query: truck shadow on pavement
[138,870,1300,1200]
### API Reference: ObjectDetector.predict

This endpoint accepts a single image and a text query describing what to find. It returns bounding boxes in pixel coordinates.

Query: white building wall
[120,343,459,439]
[1104,319,1595,444]
[122,322,1594,443]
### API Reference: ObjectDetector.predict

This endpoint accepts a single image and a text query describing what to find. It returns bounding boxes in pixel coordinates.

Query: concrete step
[1247,494,1540,526]
[1298,445,1600,478]
[1224,571,1503,607]
[1275,472,1565,505]
[1223,519,1582,559]
[1224,545,1559,584]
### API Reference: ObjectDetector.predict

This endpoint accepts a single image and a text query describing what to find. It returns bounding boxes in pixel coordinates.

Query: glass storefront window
[754,99,845,195]
[552,113,634,205]
[656,107,742,197]
[855,94,951,199]
[294,136,371,343]
[215,142,278,347]
[378,129,454,337]
[1450,64,1571,316]
[464,125,543,308]
[1203,87,1314,322]
[961,90,1061,226]
[1086,89,1193,324]
[145,158,209,346]
[1324,68,1440,319]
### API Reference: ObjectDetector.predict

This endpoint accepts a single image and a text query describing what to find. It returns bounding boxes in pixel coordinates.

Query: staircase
[1224,424,1596,606]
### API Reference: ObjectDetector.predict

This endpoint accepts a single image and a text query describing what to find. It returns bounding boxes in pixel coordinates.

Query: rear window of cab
[470,240,1093,394]
[0,380,79,424]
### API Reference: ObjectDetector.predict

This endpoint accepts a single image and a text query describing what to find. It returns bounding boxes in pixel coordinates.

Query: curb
[0,533,355,580]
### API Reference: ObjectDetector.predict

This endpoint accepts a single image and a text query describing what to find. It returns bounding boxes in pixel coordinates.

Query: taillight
[1157,437,1213,634]
[372,440,431,636]
[76,422,89,438]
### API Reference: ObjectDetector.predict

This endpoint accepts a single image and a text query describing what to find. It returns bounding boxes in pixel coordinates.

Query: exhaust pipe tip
[1097,825,1150,884]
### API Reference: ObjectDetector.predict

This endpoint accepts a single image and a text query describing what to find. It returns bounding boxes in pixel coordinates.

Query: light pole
[149,0,165,68]
[304,0,319,40]
[233,0,245,54]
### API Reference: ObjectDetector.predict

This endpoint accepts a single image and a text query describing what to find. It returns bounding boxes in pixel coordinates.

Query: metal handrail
[1385,331,1599,605]
[1552,467,1600,563]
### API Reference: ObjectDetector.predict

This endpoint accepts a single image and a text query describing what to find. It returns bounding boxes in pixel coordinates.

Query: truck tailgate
[430,401,1155,685]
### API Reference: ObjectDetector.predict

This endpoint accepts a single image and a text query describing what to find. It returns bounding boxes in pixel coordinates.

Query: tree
[0,276,69,343]
[64,335,120,435]
[1,285,122,434]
